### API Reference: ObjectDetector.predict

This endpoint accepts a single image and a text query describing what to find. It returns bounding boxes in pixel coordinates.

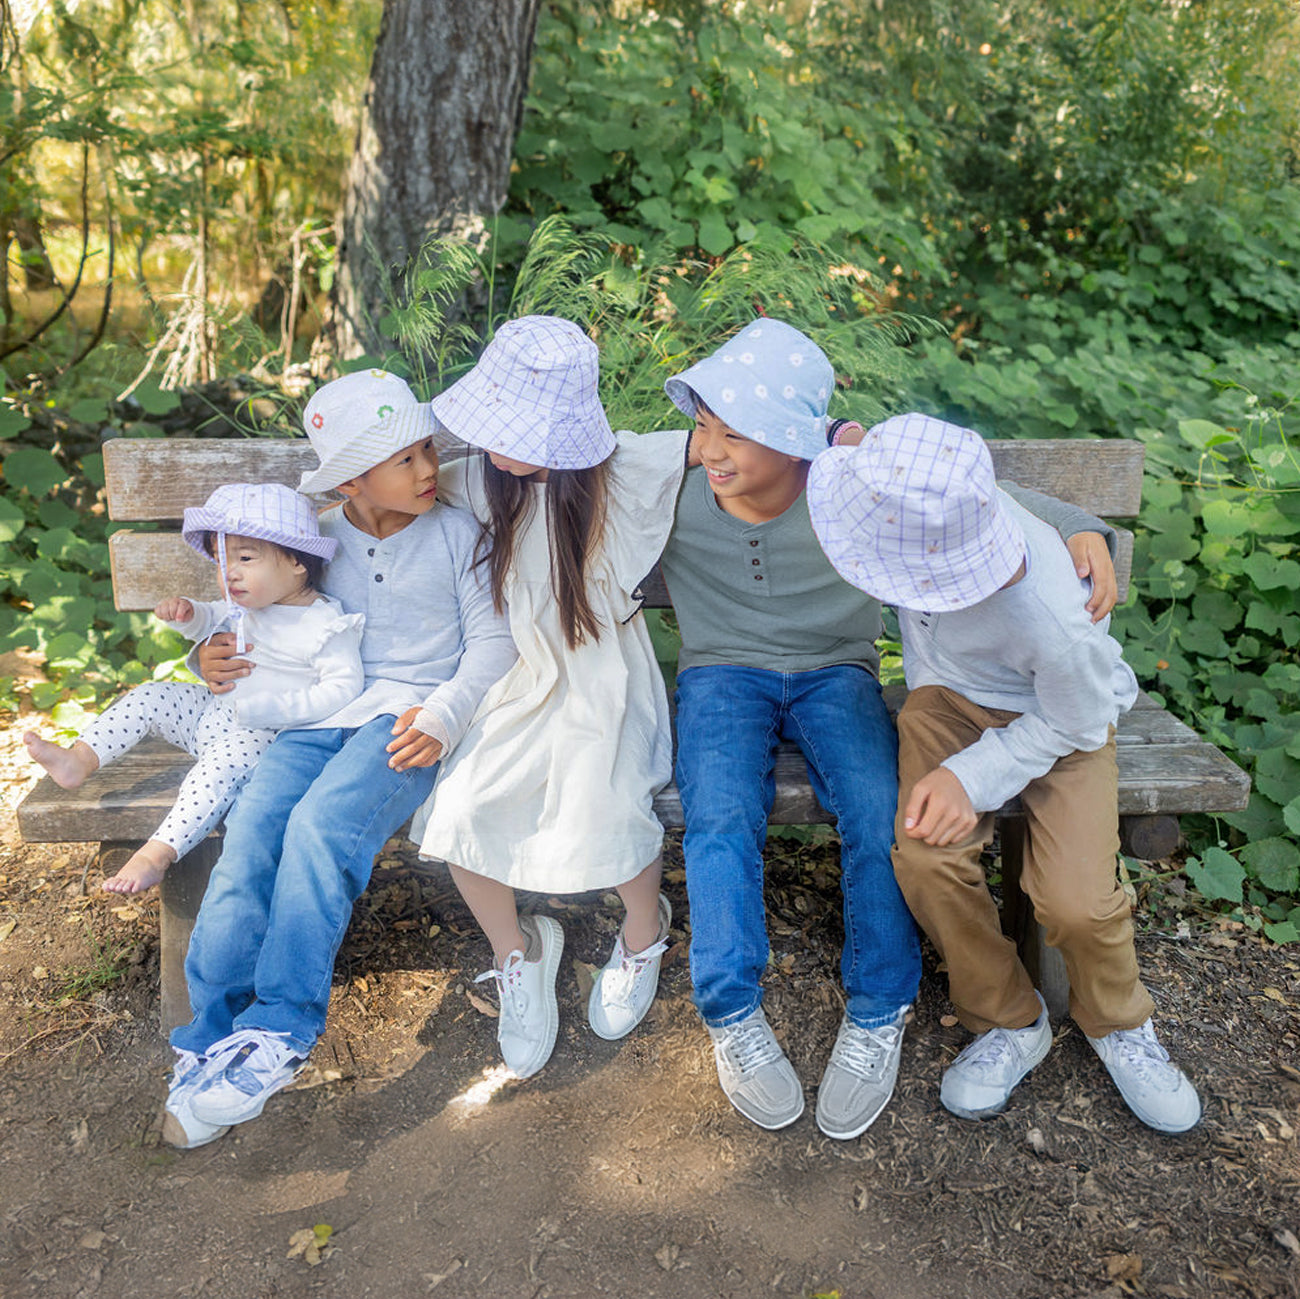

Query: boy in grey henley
[808,413,1201,1134]
[658,319,1121,1139]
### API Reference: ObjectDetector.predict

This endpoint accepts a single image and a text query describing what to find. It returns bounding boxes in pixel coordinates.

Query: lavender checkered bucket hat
[182,482,337,562]
[298,369,438,493]
[431,316,616,471]
[806,414,1025,612]
[664,318,832,461]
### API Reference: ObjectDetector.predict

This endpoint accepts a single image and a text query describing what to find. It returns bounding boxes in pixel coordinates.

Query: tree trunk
[321,0,542,363]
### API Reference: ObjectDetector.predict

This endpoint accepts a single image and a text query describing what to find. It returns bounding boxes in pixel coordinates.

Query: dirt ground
[2,709,1298,1299]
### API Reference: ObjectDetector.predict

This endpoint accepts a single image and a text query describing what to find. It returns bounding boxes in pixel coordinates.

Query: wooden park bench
[17,435,1251,1031]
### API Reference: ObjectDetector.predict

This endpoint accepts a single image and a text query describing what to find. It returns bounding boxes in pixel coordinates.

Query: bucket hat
[664,318,832,461]
[182,482,337,562]
[298,369,438,493]
[806,413,1025,612]
[430,316,616,470]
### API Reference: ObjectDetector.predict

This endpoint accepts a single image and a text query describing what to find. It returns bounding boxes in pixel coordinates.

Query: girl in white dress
[410,316,688,1078]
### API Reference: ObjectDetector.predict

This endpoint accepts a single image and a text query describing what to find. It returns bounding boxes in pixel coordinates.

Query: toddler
[24,482,362,895]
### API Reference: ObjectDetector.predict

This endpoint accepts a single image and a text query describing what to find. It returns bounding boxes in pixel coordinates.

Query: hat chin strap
[213,530,248,655]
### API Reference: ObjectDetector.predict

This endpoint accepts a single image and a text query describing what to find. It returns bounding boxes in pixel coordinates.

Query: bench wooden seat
[16,435,1252,1030]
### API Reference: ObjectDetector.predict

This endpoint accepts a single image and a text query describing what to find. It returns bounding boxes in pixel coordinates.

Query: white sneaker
[189,1029,306,1126]
[161,1049,230,1150]
[588,894,671,1041]
[474,914,563,1079]
[940,993,1052,1119]
[707,1007,805,1130]
[816,1010,907,1140]
[1087,1019,1201,1133]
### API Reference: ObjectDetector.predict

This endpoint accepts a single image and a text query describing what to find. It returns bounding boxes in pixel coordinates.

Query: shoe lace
[601,936,669,1007]
[725,1019,783,1073]
[210,1029,300,1080]
[957,1026,1019,1072]
[1104,1023,1172,1084]
[833,1023,901,1080]
[475,954,530,1020]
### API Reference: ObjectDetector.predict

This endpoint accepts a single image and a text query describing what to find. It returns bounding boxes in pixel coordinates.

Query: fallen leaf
[1273,1226,1300,1258]
[1105,1253,1142,1281]
[0,918,16,944]
[654,1243,679,1271]
[1261,986,1290,1005]
[32,965,48,979]
[424,1259,464,1289]
[466,991,498,1018]
[940,1014,959,1027]
[77,1229,107,1250]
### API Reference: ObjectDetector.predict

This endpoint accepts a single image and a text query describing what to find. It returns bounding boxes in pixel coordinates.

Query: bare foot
[103,840,176,895]
[23,733,98,790]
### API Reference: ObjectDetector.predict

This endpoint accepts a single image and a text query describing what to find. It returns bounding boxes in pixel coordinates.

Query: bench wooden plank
[104,439,320,520]
[103,436,1145,521]
[17,708,1249,848]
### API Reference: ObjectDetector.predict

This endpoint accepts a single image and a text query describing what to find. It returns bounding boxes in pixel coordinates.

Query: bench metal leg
[156,838,221,1037]
[998,818,1071,1019]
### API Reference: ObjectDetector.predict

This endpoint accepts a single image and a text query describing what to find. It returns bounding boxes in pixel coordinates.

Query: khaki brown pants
[891,686,1154,1039]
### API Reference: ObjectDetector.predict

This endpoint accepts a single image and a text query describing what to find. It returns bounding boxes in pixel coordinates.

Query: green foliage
[0,383,200,721]
[513,5,934,272]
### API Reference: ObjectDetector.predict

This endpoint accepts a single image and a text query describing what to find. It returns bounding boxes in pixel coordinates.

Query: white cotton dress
[410,429,688,892]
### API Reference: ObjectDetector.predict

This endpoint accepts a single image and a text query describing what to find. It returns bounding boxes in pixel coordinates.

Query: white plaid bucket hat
[664,318,832,461]
[182,482,337,561]
[298,369,438,493]
[430,316,616,470]
[806,413,1026,612]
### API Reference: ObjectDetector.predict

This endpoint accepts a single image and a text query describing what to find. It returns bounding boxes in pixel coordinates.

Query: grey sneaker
[816,1011,907,1139]
[1087,1019,1201,1133]
[940,993,1052,1119]
[707,1008,805,1130]
[161,1048,230,1150]
[474,914,563,1079]
[588,894,671,1041]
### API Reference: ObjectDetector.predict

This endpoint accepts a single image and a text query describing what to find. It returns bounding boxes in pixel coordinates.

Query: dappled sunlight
[444,1063,515,1121]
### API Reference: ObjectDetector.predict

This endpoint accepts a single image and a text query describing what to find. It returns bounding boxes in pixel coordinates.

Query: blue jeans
[171,718,438,1056]
[674,664,920,1030]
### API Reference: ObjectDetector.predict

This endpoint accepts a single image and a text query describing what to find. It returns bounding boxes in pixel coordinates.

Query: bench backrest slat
[102,436,1142,609]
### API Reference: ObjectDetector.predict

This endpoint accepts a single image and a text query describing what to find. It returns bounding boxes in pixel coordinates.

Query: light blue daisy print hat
[663,318,833,461]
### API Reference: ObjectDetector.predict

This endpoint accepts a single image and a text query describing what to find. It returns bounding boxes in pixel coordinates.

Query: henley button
[752,558,760,566]
[375,574,384,583]
[368,548,375,557]
[749,539,759,547]
[754,574,764,581]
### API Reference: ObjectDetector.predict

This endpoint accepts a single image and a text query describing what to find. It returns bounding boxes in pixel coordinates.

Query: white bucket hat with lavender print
[298,369,438,494]
[430,316,616,470]
[806,413,1026,612]
[663,318,833,461]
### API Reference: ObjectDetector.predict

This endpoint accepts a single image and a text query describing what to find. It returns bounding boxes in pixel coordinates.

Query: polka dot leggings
[80,682,276,859]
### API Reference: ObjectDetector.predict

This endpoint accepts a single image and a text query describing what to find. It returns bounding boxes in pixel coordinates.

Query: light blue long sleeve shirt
[901,492,1138,812]
[311,501,517,756]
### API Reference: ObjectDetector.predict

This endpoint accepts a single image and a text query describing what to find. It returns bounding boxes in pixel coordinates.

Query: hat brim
[181,509,338,562]
[818,502,1026,612]
[431,370,615,471]
[298,403,439,493]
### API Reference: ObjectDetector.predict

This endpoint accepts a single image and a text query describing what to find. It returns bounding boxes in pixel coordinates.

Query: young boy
[657,321,1115,1139]
[807,413,1200,1133]
[165,369,516,1148]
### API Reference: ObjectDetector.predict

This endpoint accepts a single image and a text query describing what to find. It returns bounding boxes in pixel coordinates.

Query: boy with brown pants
[808,413,1201,1133]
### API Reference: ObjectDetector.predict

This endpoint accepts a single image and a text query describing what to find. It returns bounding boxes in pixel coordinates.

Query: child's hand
[903,767,977,846]
[386,707,443,771]
[1066,532,1117,622]
[154,596,194,623]
[196,632,253,695]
